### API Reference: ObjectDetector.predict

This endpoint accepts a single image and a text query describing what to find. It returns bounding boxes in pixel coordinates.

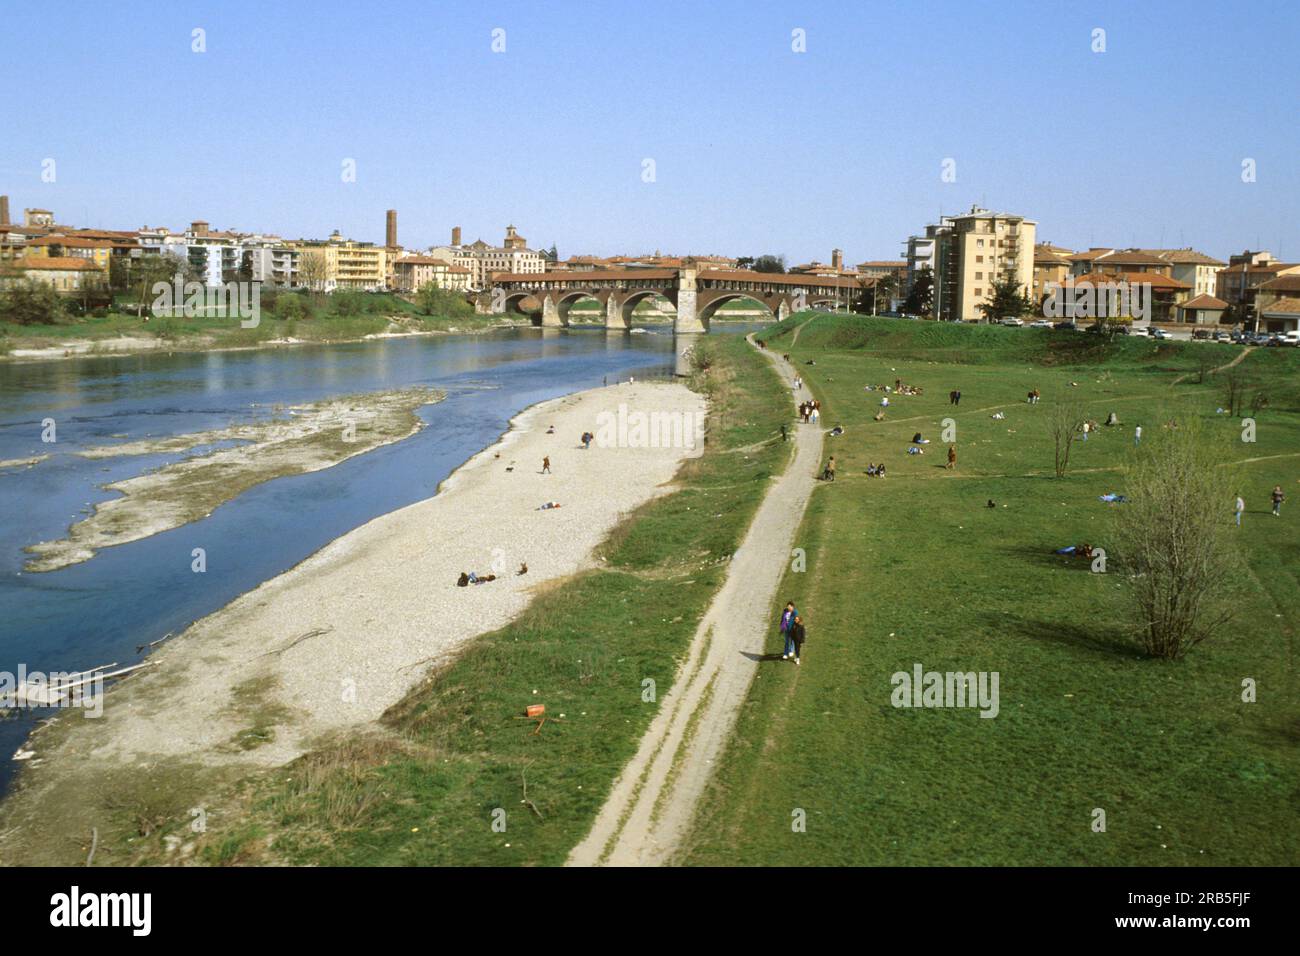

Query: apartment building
[1069,249,1173,279]
[1137,248,1225,297]
[932,207,1037,321]
[1254,274,1300,333]
[427,225,545,290]
[286,232,388,292]
[1032,243,1073,304]
[5,256,107,294]
[391,255,471,293]
[902,223,950,300]
[1216,251,1300,321]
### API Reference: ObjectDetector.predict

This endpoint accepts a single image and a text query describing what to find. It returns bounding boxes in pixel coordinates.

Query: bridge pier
[605,294,629,331]
[541,293,565,328]
[673,266,706,334]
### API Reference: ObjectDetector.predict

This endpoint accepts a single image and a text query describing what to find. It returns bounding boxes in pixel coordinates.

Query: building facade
[427,225,545,291]
[931,207,1037,321]
[392,255,471,293]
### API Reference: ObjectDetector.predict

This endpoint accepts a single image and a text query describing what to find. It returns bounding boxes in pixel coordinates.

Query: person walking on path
[780,601,798,659]
[1271,485,1285,516]
[1134,424,1142,446]
[947,445,957,469]
[789,614,807,665]
[780,424,787,442]
[1235,494,1245,526]
[542,456,551,474]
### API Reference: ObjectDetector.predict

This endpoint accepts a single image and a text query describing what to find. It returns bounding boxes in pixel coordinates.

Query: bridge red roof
[700,269,867,289]
[493,269,678,282]
[491,267,869,290]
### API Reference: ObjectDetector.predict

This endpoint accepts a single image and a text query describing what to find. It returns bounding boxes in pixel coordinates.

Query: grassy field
[36,332,793,866]
[683,314,1300,866]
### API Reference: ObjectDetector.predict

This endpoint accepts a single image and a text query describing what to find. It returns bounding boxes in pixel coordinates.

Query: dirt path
[567,329,823,866]
[1170,345,1254,385]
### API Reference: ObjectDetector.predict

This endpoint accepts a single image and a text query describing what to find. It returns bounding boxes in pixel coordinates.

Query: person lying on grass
[1052,544,1095,559]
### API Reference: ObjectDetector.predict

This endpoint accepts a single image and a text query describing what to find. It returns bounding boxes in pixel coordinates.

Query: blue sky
[1,0,1296,263]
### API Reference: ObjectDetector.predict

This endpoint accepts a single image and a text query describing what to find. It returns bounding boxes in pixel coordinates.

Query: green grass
[681,313,1300,866]
[100,333,794,866]
[0,293,510,355]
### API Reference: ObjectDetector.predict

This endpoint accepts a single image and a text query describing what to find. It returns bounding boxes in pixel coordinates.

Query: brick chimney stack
[832,248,843,271]
[386,209,398,248]
[451,225,462,246]
[0,195,9,225]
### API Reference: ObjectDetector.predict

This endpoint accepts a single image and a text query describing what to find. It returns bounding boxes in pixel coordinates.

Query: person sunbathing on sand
[538,501,562,510]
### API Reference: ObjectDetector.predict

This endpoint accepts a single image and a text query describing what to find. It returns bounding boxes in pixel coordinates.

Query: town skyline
[3,0,1297,262]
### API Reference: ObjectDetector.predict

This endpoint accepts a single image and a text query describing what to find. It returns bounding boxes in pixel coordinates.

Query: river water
[0,324,758,793]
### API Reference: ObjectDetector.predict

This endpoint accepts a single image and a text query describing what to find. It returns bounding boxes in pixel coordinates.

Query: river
[0,324,760,793]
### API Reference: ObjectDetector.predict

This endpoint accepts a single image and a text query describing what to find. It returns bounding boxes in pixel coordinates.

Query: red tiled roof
[18,256,104,271]
[1138,248,1226,266]
[1259,298,1300,315]
[1068,248,1114,262]
[1179,294,1228,310]
[1072,270,1190,291]
[1094,250,1171,266]
[1258,274,1300,293]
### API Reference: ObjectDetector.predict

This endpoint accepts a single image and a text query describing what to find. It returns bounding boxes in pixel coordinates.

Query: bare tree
[1046,397,1087,478]
[1222,368,1252,416]
[298,251,330,295]
[1111,423,1243,659]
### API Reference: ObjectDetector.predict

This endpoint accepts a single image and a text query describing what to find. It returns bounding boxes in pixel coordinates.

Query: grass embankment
[39,333,791,866]
[0,292,514,356]
[684,314,1300,866]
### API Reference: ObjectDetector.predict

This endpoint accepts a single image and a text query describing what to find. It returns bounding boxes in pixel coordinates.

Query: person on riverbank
[1135,424,1142,446]
[822,456,836,481]
[789,614,806,665]
[780,424,787,442]
[780,601,797,659]
[542,456,551,474]
[1235,494,1245,526]
[947,445,957,469]
[1271,485,1284,516]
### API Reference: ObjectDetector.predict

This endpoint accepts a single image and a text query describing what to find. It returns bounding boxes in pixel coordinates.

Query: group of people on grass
[1237,487,1286,525]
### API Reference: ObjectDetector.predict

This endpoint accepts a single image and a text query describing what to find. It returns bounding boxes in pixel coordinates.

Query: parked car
[999,317,1024,326]
[1052,320,1077,331]
[1213,331,1230,341]
[1282,330,1300,347]
[1029,318,1052,328]
[1192,329,1212,340]
[1151,328,1172,340]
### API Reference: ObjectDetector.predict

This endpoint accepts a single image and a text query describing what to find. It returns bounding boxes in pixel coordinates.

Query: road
[566,329,823,866]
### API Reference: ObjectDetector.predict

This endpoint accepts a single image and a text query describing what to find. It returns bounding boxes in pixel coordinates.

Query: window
[975,272,983,280]
[975,288,982,296]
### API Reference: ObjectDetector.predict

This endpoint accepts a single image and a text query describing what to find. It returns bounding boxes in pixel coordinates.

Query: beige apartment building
[392,255,471,293]
[5,256,107,293]
[1138,249,1225,297]
[1032,243,1073,304]
[935,207,1037,321]
[1216,251,1300,318]
[290,232,388,291]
